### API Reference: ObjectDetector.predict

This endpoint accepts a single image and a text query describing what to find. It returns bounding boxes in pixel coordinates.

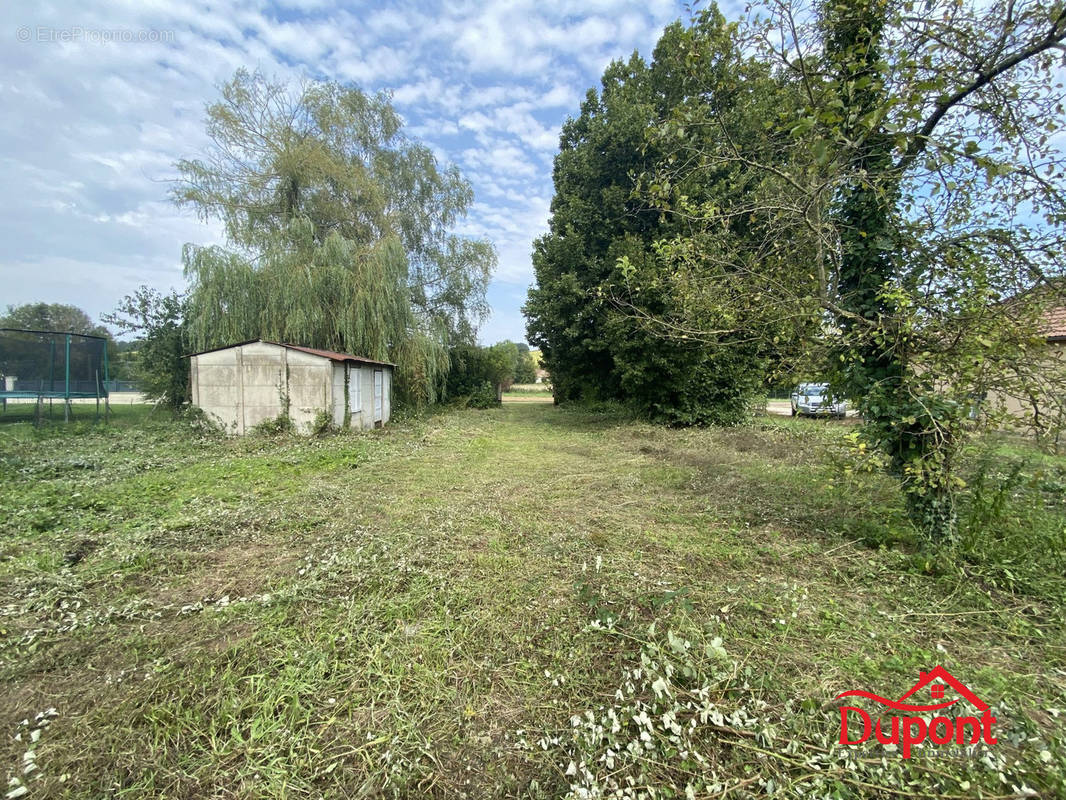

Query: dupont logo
[836,666,997,758]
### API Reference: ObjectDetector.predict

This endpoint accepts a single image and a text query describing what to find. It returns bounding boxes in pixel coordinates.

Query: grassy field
[502,385,554,404]
[1,403,1064,798]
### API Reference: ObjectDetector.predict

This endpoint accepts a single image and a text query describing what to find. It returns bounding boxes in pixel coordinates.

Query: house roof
[187,339,395,367]
[1044,304,1066,341]
[1016,278,1066,341]
[997,279,1066,342]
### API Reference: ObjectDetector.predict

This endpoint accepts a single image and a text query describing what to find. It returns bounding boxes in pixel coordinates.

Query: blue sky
[0,0,746,345]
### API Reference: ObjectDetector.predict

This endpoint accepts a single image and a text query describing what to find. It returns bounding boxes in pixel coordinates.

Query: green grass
[0,403,1063,797]
[504,383,552,394]
[502,384,553,403]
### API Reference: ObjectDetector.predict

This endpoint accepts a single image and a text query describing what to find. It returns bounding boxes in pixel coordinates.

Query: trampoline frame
[0,328,110,423]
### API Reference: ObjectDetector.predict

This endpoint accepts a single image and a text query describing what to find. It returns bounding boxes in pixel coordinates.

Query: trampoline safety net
[0,328,110,399]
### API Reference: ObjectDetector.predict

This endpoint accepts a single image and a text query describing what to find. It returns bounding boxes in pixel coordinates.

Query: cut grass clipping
[0,403,1063,797]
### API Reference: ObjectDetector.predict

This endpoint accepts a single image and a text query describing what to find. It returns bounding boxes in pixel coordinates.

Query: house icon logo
[835,666,997,758]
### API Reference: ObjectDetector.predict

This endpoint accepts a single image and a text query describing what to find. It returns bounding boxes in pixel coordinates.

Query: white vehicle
[790,382,847,418]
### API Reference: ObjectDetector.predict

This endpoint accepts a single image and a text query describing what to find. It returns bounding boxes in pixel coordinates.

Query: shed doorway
[373,369,383,425]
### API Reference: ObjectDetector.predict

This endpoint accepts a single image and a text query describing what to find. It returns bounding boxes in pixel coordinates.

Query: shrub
[309,409,335,436]
[252,413,294,436]
[177,405,224,438]
[467,381,500,409]
[956,447,1066,602]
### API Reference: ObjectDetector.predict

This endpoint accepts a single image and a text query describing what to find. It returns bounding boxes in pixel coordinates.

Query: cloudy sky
[0,0,746,344]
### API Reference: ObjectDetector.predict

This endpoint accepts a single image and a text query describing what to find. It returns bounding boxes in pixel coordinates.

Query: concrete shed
[189,340,393,434]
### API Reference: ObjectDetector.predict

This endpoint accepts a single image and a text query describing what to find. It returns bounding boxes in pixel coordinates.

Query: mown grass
[502,385,553,404]
[0,403,1063,798]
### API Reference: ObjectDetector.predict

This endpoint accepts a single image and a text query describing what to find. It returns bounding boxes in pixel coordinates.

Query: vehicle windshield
[799,383,828,395]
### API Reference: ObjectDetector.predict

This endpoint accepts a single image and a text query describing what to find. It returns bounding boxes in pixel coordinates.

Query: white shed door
[373,369,383,422]
[331,363,346,427]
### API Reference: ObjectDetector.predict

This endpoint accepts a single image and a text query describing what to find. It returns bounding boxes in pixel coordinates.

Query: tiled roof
[1044,305,1066,340]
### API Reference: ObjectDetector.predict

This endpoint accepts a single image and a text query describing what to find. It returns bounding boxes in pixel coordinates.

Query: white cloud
[1,0,697,339]
[364,8,416,36]
[536,83,581,109]
[460,142,540,178]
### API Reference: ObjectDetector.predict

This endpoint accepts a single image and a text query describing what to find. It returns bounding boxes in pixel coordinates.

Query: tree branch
[898,8,1066,172]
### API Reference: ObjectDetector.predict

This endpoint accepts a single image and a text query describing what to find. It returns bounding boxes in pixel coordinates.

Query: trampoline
[0,328,110,423]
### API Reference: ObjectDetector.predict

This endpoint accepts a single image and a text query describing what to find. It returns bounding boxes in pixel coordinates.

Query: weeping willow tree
[174,69,495,407]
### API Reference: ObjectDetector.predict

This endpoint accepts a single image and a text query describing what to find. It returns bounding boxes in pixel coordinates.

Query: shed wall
[283,347,333,431]
[192,342,332,434]
[191,346,248,434]
[240,342,289,433]
[190,342,392,434]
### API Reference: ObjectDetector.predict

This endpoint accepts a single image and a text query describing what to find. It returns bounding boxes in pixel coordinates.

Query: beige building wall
[191,341,331,434]
[988,340,1065,429]
[190,341,392,434]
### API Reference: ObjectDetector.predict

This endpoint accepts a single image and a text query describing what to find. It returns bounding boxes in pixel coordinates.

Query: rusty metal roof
[279,343,395,367]
[187,339,394,366]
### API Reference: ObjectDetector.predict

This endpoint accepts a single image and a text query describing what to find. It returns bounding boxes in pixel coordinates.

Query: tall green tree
[513,342,537,384]
[524,52,655,405]
[0,303,108,337]
[643,0,1066,543]
[175,69,496,408]
[103,288,190,408]
[524,9,786,424]
[445,341,518,407]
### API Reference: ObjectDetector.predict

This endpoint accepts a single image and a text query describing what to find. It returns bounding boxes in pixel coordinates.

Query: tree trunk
[824,1,962,546]
[905,482,958,546]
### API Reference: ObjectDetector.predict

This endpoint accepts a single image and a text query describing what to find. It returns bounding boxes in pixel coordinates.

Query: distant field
[1,403,1063,797]
[502,384,553,404]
